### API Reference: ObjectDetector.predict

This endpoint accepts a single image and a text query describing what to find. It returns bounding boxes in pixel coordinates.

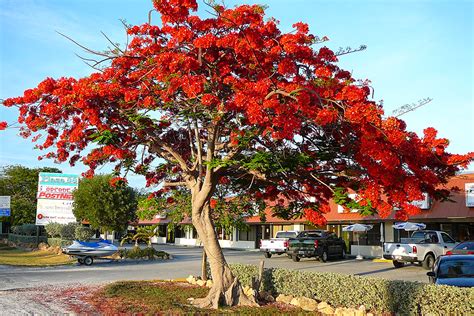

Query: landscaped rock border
[185,275,374,315]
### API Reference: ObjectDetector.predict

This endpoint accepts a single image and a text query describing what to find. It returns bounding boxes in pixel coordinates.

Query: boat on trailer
[62,239,118,265]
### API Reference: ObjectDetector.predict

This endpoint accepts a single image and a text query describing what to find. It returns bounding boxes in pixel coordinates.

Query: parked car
[427,255,474,287]
[260,231,299,258]
[383,230,457,269]
[287,230,346,262]
[446,241,474,255]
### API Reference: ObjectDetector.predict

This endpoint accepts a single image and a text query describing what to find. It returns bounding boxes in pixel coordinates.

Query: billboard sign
[0,196,11,216]
[36,173,79,225]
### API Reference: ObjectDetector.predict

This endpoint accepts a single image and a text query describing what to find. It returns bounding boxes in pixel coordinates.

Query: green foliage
[60,222,79,240]
[120,226,157,246]
[333,187,375,216]
[117,246,169,260]
[0,165,62,225]
[230,264,474,315]
[74,226,95,241]
[8,234,47,244]
[45,222,62,238]
[73,174,137,232]
[47,237,73,248]
[11,224,37,236]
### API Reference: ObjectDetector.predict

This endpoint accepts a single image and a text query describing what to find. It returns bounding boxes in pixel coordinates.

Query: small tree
[73,174,137,233]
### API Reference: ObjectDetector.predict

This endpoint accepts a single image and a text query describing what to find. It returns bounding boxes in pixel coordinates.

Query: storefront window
[238,225,256,241]
[353,223,381,246]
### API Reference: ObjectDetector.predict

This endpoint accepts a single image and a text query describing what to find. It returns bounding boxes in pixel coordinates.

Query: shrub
[8,234,47,244]
[74,226,95,241]
[230,264,474,315]
[47,237,72,248]
[118,246,169,260]
[11,224,37,236]
[45,223,63,238]
[60,222,79,240]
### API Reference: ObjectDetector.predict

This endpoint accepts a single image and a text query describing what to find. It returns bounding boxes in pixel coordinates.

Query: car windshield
[454,241,474,251]
[437,259,474,278]
[275,231,298,238]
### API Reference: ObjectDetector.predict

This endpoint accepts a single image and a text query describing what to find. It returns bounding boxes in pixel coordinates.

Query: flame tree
[2,0,472,308]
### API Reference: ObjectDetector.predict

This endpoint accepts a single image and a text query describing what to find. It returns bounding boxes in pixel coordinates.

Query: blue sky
[0,0,472,189]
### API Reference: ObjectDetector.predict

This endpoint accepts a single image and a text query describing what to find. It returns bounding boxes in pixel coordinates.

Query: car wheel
[292,255,300,262]
[320,251,328,262]
[84,256,93,266]
[264,252,272,258]
[392,260,404,268]
[77,258,84,264]
[422,254,435,270]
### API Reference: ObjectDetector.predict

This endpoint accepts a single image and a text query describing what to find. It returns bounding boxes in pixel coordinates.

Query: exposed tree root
[191,277,258,309]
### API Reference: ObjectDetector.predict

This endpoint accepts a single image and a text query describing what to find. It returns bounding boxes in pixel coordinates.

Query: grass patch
[0,243,73,266]
[88,281,311,315]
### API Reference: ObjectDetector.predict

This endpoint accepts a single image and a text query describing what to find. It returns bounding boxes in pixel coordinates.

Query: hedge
[117,246,169,260]
[230,264,474,315]
[7,234,47,244]
[47,238,73,248]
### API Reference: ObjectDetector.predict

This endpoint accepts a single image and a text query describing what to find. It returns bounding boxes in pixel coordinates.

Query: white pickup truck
[383,230,458,269]
[259,231,299,258]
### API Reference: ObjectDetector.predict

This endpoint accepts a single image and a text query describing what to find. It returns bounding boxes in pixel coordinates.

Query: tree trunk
[191,203,257,309]
[201,248,208,281]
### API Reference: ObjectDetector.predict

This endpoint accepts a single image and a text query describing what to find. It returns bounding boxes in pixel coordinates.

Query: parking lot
[0,244,429,291]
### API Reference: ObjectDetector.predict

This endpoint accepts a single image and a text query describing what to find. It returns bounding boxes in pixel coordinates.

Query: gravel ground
[0,283,99,315]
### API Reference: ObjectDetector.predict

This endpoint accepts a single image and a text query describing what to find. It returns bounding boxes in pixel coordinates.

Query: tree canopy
[0,165,62,225]
[72,174,137,232]
[2,0,473,308]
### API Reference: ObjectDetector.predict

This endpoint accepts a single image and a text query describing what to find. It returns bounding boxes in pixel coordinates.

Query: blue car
[427,255,474,287]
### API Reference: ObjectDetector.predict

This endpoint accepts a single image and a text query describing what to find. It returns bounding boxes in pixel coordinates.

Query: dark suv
[287,230,346,262]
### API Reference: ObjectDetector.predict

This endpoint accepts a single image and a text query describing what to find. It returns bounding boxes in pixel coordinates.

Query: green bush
[45,223,63,238]
[230,264,474,315]
[59,222,79,240]
[74,226,95,241]
[47,237,73,248]
[118,246,169,260]
[11,224,37,236]
[8,234,47,244]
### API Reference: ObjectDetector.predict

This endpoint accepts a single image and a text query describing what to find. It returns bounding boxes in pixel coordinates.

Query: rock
[290,297,299,306]
[205,280,213,288]
[318,302,331,310]
[296,297,318,311]
[320,306,335,315]
[355,305,366,316]
[196,280,206,286]
[186,275,195,284]
[343,308,356,316]
[38,243,49,251]
[276,294,294,304]
[366,313,374,316]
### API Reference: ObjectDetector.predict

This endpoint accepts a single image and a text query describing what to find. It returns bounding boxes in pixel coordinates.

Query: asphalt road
[0,244,429,291]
